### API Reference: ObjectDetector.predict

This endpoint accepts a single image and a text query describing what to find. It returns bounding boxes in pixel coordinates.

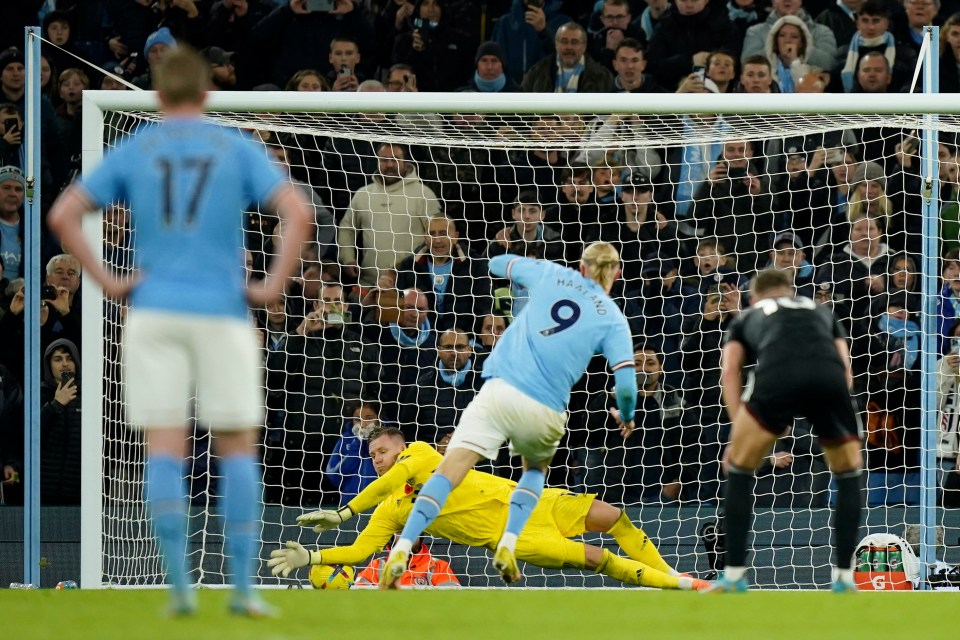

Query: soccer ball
[309,564,355,590]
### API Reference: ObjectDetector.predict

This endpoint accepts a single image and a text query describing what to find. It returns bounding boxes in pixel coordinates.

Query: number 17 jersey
[483,256,634,412]
[78,118,286,320]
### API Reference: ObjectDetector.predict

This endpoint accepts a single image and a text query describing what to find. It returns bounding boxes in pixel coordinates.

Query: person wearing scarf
[876,300,922,372]
[374,288,436,425]
[462,41,521,92]
[841,1,898,92]
[765,15,814,93]
[398,327,482,447]
[520,22,613,93]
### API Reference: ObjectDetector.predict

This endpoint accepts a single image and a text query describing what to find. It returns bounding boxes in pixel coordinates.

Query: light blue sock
[145,454,189,593]
[221,454,261,597]
[398,474,452,546]
[501,469,545,549]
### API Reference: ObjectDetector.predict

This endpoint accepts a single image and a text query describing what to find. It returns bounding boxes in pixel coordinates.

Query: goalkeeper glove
[296,505,354,532]
[268,540,315,578]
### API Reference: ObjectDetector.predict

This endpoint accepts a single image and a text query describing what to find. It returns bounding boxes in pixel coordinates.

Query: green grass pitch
[3,589,955,640]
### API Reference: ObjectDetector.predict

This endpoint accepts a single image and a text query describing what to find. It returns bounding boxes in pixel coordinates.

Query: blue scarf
[474,71,506,92]
[728,1,758,23]
[555,56,585,93]
[639,8,655,39]
[777,59,795,93]
[438,358,472,388]
[836,0,856,20]
[389,319,431,347]
[842,32,896,92]
[878,314,921,369]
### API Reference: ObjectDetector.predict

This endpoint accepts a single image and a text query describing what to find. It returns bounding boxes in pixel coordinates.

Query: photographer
[0,106,21,168]
[264,281,379,505]
[326,36,364,91]
[491,0,571,84]
[391,0,473,92]
[691,140,774,272]
[40,339,82,505]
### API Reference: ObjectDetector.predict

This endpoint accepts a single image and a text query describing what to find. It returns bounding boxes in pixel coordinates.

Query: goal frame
[80,88,952,590]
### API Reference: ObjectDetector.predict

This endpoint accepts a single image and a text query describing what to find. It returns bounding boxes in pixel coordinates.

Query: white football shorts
[123,309,264,430]
[447,378,567,462]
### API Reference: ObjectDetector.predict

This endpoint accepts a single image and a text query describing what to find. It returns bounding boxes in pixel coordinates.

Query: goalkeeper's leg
[585,500,676,575]
[586,546,708,590]
[384,447,485,588]
[144,428,193,614]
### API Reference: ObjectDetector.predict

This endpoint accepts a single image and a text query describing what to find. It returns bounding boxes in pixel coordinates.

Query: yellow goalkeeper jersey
[323,441,518,566]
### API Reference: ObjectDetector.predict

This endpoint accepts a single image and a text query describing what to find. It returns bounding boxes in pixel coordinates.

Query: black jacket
[646,3,742,90]
[266,325,378,449]
[39,338,81,505]
[399,363,484,446]
[395,246,494,334]
[521,53,614,93]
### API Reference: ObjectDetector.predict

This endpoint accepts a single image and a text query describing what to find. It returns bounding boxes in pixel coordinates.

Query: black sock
[723,465,754,568]
[833,469,864,570]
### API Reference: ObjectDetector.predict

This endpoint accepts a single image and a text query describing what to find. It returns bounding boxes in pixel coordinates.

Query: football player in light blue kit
[381,242,638,588]
[48,47,311,616]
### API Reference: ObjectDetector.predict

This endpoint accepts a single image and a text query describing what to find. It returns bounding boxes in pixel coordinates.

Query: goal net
[82,92,956,590]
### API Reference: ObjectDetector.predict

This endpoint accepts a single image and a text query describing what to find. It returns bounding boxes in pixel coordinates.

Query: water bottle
[56,580,78,590]
[856,548,872,572]
[888,548,903,573]
[871,546,888,572]
[9,583,38,589]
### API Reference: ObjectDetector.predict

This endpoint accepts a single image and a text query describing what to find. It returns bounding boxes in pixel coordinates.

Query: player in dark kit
[708,269,863,592]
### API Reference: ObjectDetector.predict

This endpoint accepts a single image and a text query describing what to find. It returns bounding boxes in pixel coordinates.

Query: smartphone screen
[305,0,335,11]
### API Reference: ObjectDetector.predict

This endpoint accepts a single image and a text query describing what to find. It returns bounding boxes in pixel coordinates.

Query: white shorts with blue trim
[447,378,567,462]
[123,309,264,430]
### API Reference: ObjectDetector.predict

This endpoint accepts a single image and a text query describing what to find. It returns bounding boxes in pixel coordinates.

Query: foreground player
[381,242,638,587]
[710,269,863,592]
[269,428,707,590]
[48,47,311,614]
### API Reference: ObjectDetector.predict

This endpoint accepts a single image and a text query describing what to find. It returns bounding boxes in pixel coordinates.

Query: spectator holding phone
[327,36,364,91]
[392,0,473,92]
[252,0,375,88]
[40,338,82,505]
[492,0,572,84]
[0,106,22,170]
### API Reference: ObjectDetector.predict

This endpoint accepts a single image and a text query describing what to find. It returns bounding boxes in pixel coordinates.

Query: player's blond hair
[750,268,793,298]
[580,242,620,290]
[153,46,210,107]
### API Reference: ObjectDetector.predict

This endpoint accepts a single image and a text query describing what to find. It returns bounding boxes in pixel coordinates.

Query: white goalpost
[80,90,959,590]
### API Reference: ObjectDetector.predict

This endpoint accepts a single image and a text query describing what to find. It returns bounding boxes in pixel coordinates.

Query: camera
[60,371,75,385]
[524,0,545,8]
[692,65,706,82]
[952,337,960,354]
[338,66,352,78]
[3,117,19,134]
[41,284,58,301]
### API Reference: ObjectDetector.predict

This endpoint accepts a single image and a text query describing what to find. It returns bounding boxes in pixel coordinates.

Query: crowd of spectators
[2,0,960,510]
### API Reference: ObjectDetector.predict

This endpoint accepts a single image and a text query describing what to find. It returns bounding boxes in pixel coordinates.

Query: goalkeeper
[268,427,708,591]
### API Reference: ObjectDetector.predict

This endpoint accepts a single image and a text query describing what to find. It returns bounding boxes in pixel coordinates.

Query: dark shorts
[744,363,861,446]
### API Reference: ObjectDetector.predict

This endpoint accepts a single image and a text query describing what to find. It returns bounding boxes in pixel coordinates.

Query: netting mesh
[94,106,960,589]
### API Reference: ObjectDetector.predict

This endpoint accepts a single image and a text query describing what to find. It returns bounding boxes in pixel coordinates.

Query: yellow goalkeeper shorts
[514,490,595,570]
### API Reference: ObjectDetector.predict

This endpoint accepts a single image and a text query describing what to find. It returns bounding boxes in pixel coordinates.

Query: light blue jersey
[483,255,636,414]
[78,118,285,320]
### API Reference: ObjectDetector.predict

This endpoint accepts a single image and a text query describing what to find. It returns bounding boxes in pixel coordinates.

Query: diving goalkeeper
[268,427,708,590]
